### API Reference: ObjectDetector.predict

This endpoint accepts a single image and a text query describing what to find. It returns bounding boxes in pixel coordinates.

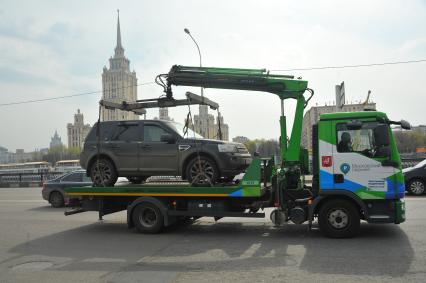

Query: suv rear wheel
[186,156,218,186]
[90,158,118,187]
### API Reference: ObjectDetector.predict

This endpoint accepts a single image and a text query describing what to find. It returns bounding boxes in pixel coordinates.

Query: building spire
[114,9,124,57]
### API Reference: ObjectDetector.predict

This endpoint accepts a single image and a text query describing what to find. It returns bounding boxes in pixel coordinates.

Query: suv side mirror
[160,134,176,144]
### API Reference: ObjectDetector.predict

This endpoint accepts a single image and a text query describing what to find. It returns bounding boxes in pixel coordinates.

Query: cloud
[0,0,425,151]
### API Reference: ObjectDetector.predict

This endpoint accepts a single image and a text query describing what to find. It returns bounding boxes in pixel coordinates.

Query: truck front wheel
[318,199,360,238]
[132,203,164,234]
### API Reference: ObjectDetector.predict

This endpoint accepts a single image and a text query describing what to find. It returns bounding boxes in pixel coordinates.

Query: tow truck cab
[312,111,406,224]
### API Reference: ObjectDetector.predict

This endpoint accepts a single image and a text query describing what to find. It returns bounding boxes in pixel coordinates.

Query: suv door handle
[141,144,152,150]
[106,144,120,149]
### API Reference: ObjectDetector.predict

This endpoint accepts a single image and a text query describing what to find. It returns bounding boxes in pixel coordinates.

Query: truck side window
[111,125,139,142]
[144,125,168,142]
[336,122,376,154]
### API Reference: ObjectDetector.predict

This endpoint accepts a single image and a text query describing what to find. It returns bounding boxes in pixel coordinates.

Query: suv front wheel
[90,158,118,187]
[186,156,218,186]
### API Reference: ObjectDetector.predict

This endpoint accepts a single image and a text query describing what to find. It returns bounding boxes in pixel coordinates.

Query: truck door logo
[321,156,332,167]
[340,163,350,175]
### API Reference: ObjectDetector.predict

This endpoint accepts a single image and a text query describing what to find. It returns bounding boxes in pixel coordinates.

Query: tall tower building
[101,11,138,121]
[159,107,171,121]
[67,109,92,148]
[50,130,63,148]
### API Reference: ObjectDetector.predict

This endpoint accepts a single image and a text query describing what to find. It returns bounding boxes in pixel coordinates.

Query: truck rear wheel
[318,199,360,238]
[132,203,164,234]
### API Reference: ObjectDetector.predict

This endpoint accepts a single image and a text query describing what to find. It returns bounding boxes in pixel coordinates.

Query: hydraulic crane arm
[164,65,308,100]
[161,65,313,164]
[99,91,219,114]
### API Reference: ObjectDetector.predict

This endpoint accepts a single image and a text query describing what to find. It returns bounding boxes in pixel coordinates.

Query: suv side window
[144,125,168,142]
[111,125,140,142]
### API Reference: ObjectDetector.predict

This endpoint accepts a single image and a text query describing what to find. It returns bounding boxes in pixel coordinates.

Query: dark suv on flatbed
[80,120,252,186]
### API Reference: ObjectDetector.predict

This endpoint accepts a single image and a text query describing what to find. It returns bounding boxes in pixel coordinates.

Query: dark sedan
[403,159,426,195]
[42,170,92,207]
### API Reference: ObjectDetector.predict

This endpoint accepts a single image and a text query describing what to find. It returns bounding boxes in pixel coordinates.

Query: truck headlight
[218,144,238,153]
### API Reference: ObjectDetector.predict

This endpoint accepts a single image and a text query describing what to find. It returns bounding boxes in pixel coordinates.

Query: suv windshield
[166,121,204,139]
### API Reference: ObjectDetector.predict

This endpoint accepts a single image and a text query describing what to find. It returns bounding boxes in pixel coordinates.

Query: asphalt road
[0,187,425,283]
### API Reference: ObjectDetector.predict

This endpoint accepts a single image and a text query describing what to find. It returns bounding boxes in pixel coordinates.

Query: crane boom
[163,65,312,164]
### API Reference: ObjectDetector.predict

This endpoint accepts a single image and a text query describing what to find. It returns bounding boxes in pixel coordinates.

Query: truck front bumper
[365,199,405,224]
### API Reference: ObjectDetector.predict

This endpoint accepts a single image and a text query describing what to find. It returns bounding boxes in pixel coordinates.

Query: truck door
[332,120,397,198]
[139,123,179,175]
[107,122,140,174]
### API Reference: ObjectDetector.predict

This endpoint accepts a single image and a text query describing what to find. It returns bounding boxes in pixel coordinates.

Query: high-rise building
[101,11,138,121]
[50,130,63,148]
[232,136,250,144]
[192,106,229,141]
[159,107,171,121]
[67,109,92,148]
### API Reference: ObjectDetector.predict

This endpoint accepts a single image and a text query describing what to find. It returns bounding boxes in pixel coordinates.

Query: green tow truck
[65,65,409,238]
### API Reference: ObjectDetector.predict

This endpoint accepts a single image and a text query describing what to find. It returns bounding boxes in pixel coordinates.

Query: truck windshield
[166,121,204,139]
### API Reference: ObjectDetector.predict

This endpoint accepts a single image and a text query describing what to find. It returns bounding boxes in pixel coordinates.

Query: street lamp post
[184,28,208,137]
[184,28,204,97]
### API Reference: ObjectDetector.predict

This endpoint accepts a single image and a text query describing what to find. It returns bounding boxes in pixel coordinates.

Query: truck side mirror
[400,120,411,130]
[160,134,176,144]
[347,120,362,130]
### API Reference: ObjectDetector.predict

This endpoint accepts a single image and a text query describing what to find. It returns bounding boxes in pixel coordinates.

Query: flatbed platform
[65,182,264,198]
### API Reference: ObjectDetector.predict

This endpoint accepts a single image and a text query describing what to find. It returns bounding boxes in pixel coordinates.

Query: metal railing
[0,172,65,185]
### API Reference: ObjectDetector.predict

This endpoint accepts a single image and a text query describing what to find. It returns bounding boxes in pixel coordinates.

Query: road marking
[0,200,46,203]
[82,257,126,263]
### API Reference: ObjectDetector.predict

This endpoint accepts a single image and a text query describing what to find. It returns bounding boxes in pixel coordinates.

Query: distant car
[80,120,252,187]
[42,170,92,207]
[403,159,426,195]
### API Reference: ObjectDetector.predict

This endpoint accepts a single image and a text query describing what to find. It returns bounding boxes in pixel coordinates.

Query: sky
[0,0,425,152]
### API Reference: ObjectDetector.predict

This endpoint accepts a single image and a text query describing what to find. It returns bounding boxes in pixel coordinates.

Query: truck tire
[90,158,118,187]
[186,156,218,186]
[407,179,425,195]
[318,199,360,238]
[132,202,164,234]
[50,191,64,208]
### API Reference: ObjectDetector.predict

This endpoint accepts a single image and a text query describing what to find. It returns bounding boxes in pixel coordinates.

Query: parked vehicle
[403,159,426,195]
[42,170,92,207]
[80,120,252,186]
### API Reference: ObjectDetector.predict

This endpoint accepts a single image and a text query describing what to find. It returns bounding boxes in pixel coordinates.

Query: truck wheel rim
[139,208,157,227]
[92,163,112,184]
[410,181,424,195]
[328,208,349,229]
[190,160,214,183]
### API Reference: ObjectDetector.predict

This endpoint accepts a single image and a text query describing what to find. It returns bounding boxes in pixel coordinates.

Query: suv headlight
[218,144,238,153]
